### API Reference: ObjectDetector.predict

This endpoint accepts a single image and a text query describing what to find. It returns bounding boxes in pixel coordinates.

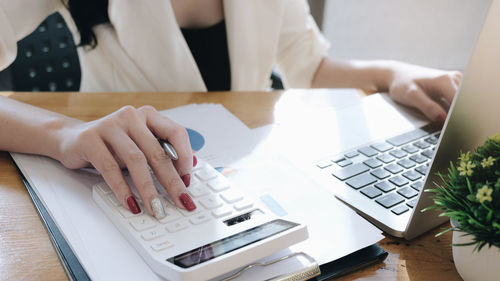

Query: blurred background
[0,0,491,91]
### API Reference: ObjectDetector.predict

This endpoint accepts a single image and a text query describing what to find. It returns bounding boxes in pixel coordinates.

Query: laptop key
[407,199,418,208]
[358,146,378,157]
[371,142,393,152]
[363,158,383,168]
[402,145,419,154]
[316,160,333,169]
[331,155,346,163]
[424,135,438,145]
[371,168,391,179]
[374,181,396,192]
[410,181,424,191]
[415,165,428,175]
[346,173,377,189]
[397,158,416,169]
[387,128,430,146]
[376,193,405,208]
[337,159,353,167]
[384,163,403,174]
[410,154,428,164]
[389,149,407,159]
[392,205,409,215]
[413,141,430,149]
[331,163,369,180]
[402,170,422,181]
[345,151,359,158]
[389,175,409,187]
[360,186,382,199]
[397,187,419,199]
[376,154,395,164]
[422,149,435,159]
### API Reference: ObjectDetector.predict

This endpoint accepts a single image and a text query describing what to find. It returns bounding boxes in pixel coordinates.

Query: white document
[11,101,383,281]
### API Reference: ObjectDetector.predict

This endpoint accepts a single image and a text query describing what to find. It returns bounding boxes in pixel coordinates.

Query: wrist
[40,116,82,161]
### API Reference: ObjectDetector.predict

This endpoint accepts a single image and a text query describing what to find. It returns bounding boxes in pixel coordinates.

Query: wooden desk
[0,91,461,280]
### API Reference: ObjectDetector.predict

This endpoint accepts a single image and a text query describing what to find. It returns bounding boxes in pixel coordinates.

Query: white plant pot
[451,219,500,281]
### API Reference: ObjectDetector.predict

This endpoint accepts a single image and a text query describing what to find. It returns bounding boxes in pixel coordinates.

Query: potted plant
[426,133,500,281]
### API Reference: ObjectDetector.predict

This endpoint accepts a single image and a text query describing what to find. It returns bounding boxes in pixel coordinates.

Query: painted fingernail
[126,196,141,214]
[151,197,166,219]
[181,174,191,187]
[193,155,197,167]
[438,113,447,123]
[180,193,196,211]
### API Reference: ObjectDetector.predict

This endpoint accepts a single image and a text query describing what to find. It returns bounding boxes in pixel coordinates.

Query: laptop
[275,0,499,240]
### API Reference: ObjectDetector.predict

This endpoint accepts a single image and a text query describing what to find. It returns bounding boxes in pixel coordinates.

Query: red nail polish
[181,174,191,187]
[193,155,197,167]
[438,113,447,123]
[126,196,141,214]
[180,193,196,211]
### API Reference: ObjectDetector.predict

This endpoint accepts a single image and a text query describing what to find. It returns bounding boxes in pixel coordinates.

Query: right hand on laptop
[386,62,462,123]
[55,105,196,217]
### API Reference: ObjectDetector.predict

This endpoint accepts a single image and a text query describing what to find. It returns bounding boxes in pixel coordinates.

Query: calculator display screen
[167,219,298,268]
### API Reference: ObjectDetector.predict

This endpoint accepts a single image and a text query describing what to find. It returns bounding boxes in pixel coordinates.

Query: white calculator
[92,159,308,281]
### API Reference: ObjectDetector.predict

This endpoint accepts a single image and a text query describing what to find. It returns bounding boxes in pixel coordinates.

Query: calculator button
[189,213,211,225]
[165,220,189,233]
[158,207,182,223]
[118,206,143,218]
[151,240,173,252]
[141,229,164,241]
[188,184,210,198]
[207,177,231,192]
[234,200,253,211]
[129,216,157,232]
[212,206,233,218]
[199,195,224,209]
[220,190,244,203]
[108,194,121,206]
[195,167,218,181]
[179,206,202,217]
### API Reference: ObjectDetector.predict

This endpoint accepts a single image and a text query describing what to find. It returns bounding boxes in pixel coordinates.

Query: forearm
[311,58,398,92]
[0,95,81,159]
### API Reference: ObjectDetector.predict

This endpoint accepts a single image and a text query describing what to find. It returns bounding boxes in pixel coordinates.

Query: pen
[81,138,178,175]
[158,139,178,161]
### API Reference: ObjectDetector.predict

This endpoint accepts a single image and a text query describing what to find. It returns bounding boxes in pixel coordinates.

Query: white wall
[322,0,490,70]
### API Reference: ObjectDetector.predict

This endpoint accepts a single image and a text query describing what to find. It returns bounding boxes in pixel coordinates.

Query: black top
[181,20,231,91]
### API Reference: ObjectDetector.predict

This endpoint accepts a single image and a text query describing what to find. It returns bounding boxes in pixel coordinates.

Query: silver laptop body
[296,0,499,239]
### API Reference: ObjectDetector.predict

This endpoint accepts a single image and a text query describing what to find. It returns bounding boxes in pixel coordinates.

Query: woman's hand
[386,62,462,123]
[55,105,196,218]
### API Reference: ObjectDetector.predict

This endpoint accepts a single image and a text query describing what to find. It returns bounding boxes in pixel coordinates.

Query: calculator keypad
[94,162,257,252]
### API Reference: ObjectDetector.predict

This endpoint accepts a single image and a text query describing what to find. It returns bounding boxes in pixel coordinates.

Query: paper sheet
[11,102,383,281]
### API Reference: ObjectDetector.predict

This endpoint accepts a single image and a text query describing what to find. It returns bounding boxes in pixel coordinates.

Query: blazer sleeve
[275,0,330,89]
[0,0,60,70]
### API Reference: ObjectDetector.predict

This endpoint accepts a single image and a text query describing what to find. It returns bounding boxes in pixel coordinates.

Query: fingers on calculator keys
[158,207,182,223]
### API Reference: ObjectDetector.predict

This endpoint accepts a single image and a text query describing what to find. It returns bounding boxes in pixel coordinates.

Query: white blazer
[0,0,330,92]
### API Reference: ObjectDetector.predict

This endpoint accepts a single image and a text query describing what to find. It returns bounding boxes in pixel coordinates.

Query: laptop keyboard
[315,123,441,216]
